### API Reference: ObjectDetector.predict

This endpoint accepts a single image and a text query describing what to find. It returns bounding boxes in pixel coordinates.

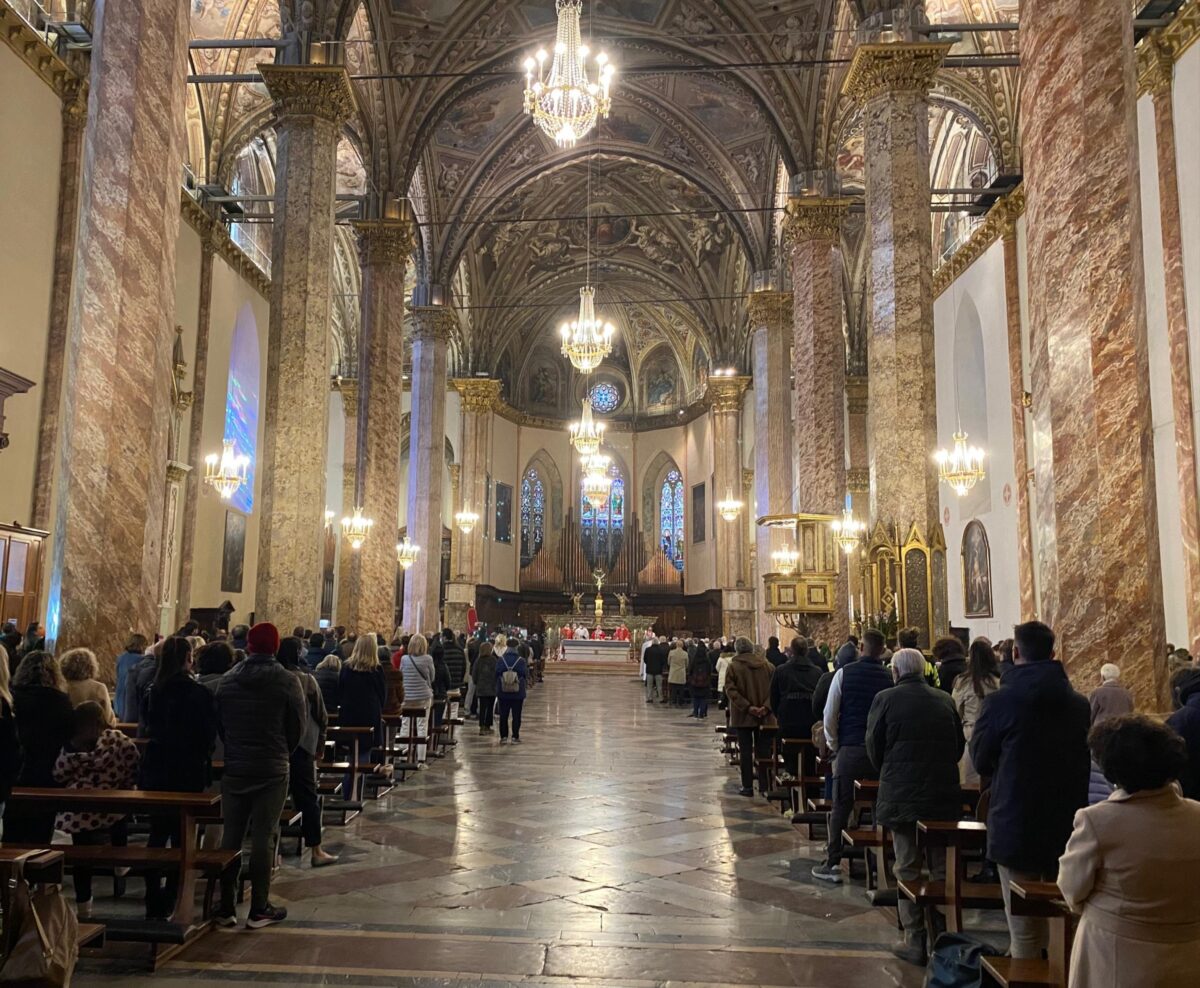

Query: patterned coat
[52,729,140,832]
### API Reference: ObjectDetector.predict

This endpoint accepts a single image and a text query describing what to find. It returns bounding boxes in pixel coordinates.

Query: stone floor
[81,674,924,987]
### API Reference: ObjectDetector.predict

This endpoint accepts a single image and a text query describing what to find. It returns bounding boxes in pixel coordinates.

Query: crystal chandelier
[772,545,800,576]
[569,397,606,456]
[396,537,421,570]
[523,0,614,149]
[581,452,612,509]
[717,489,744,523]
[455,509,479,535]
[560,286,614,372]
[935,430,987,497]
[204,439,249,500]
[830,494,865,554]
[341,507,374,550]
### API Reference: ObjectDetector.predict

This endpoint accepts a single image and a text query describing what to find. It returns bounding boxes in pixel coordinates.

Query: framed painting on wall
[221,510,246,594]
[495,482,513,544]
[692,483,706,544]
[961,519,993,619]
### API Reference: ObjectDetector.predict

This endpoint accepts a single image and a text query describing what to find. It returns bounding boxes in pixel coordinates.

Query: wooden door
[0,526,45,631]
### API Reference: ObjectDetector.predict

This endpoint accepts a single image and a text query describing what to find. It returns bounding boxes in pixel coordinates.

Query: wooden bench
[981,880,1074,988]
[325,725,381,806]
[898,820,1004,935]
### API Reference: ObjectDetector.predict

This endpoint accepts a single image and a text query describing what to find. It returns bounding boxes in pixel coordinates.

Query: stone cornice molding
[705,375,751,413]
[746,291,794,330]
[1138,2,1200,95]
[409,306,457,343]
[782,197,853,248]
[258,64,356,124]
[932,185,1026,298]
[179,192,271,299]
[0,1,83,98]
[452,378,502,413]
[353,218,417,268]
[842,42,952,105]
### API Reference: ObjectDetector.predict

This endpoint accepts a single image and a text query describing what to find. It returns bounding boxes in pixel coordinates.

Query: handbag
[0,857,79,987]
[924,932,1000,988]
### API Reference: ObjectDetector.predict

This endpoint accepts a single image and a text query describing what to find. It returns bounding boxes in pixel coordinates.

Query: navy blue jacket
[496,650,528,700]
[1166,684,1200,800]
[838,657,893,748]
[970,661,1090,873]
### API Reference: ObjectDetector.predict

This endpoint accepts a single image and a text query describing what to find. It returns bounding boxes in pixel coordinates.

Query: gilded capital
[841,42,951,105]
[706,375,751,413]
[409,306,457,343]
[61,83,88,129]
[453,378,503,414]
[331,375,359,410]
[782,197,852,248]
[746,291,793,330]
[845,376,868,415]
[353,217,417,268]
[258,64,356,124]
[1138,39,1174,97]
[846,468,870,495]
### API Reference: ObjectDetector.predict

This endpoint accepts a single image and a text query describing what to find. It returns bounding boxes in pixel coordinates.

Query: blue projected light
[223,306,260,514]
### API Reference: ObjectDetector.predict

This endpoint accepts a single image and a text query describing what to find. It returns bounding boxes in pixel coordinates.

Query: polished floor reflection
[84,674,922,987]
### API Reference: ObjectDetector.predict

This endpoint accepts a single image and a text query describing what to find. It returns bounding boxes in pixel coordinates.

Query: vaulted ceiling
[186,0,1020,416]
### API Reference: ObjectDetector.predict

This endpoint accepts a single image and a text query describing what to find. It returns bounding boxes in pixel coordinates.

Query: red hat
[247,622,280,656]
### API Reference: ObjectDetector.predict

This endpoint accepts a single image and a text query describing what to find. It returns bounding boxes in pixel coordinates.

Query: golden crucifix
[591,569,606,593]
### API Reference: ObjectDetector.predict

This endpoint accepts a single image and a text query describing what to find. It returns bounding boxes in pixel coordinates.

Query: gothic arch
[521,448,565,539]
[641,450,684,558]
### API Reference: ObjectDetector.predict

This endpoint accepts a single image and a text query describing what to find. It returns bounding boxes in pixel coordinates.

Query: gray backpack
[500,658,521,694]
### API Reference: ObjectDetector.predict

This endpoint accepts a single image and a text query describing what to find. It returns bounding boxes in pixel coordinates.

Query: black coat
[0,698,19,802]
[866,673,964,826]
[1166,684,1200,799]
[338,666,387,746]
[140,673,217,792]
[315,664,341,713]
[969,661,1090,873]
[215,655,305,780]
[770,657,824,735]
[812,668,837,724]
[11,685,74,786]
[765,646,786,669]
[644,644,668,676]
[441,641,468,692]
[937,656,967,695]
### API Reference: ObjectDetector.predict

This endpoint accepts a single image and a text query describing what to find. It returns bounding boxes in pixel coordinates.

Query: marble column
[333,378,359,629]
[32,85,87,531]
[845,377,870,518]
[784,197,852,642]
[707,375,753,639]
[1145,44,1200,654]
[45,0,191,666]
[338,217,415,635]
[402,307,454,633]
[1022,0,1166,707]
[844,40,949,645]
[747,291,793,645]
[999,198,1037,620]
[254,65,355,627]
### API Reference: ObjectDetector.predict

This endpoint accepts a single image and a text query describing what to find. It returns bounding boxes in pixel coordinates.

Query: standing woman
[471,642,498,735]
[338,634,387,789]
[687,646,713,720]
[4,651,74,842]
[495,638,528,745]
[113,633,148,723]
[952,637,1001,785]
[60,647,116,724]
[400,634,435,762]
[139,636,217,919]
[0,646,22,829]
[277,637,337,867]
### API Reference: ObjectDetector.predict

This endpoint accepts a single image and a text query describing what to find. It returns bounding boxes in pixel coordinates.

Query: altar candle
[859,592,865,620]
[849,594,855,624]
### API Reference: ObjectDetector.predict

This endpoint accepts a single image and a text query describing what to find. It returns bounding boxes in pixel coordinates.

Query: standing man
[214,623,306,928]
[866,649,965,965]
[812,628,893,883]
[765,636,786,669]
[770,641,824,777]
[970,621,1090,961]
[724,637,776,796]
[1088,663,1134,725]
[644,637,667,703]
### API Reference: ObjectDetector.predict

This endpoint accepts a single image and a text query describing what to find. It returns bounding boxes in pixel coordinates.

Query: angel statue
[616,592,629,617]
[571,592,583,615]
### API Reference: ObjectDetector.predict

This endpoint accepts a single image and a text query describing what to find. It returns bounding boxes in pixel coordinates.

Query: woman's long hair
[154,636,193,689]
[277,636,304,671]
[12,651,64,692]
[347,633,380,672]
[967,637,998,698]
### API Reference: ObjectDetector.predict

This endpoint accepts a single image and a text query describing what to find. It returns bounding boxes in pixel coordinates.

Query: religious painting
[221,510,246,594]
[642,349,678,408]
[605,107,657,146]
[527,358,559,410]
[961,520,993,619]
[590,210,632,249]
[692,483,706,544]
[495,482,513,544]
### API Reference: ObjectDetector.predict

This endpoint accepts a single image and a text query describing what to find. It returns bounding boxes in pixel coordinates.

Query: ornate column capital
[706,375,751,413]
[746,290,793,330]
[845,375,868,415]
[1138,38,1175,97]
[782,197,852,247]
[353,217,417,267]
[61,83,88,131]
[841,42,951,104]
[259,64,356,124]
[331,374,358,411]
[410,306,457,343]
[452,378,503,413]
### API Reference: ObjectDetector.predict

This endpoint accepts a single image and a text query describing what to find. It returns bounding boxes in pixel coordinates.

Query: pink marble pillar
[1145,46,1200,655]
[452,379,501,585]
[32,86,87,531]
[784,198,852,642]
[254,65,355,627]
[402,307,454,633]
[334,379,359,629]
[707,376,753,639]
[747,291,793,645]
[1022,0,1167,707]
[339,217,415,635]
[46,0,191,664]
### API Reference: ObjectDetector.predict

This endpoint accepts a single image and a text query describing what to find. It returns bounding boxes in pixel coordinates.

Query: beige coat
[951,673,999,784]
[65,678,116,725]
[1057,786,1200,987]
[667,648,688,685]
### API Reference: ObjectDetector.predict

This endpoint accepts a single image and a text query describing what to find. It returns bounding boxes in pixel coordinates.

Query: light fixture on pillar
[830,494,865,554]
[569,396,606,456]
[396,537,421,570]
[581,452,612,509]
[324,508,335,528]
[455,508,479,534]
[341,507,374,550]
[935,431,987,497]
[522,0,614,149]
[717,490,744,523]
[560,286,614,372]
[203,439,249,500]
[771,544,800,576]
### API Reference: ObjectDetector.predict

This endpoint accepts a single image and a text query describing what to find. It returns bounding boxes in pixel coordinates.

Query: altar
[561,639,631,663]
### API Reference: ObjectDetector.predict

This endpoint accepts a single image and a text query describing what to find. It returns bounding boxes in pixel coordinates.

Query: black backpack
[924,932,1001,988]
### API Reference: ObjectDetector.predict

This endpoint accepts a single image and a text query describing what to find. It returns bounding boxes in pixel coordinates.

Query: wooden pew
[0,849,106,949]
[981,880,1074,988]
[843,779,892,896]
[898,820,1004,936]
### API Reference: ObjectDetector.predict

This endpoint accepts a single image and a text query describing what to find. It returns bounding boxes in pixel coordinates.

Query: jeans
[71,820,128,903]
[692,692,709,718]
[220,774,289,914]
[645,673,663,701]
[891,821,946,942]
[146,814,182,919]
[289,749,323,848]
[998,864,1052,959]
[498,696,523,740]
[736,726,771,791]
[825,745,876,866]
[478,697,495,730]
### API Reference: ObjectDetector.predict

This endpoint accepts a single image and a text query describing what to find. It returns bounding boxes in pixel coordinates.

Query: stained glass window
[580,462,625,570]
[520,468,545,568]
[660,469,685,571]
[588,381,621,413]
